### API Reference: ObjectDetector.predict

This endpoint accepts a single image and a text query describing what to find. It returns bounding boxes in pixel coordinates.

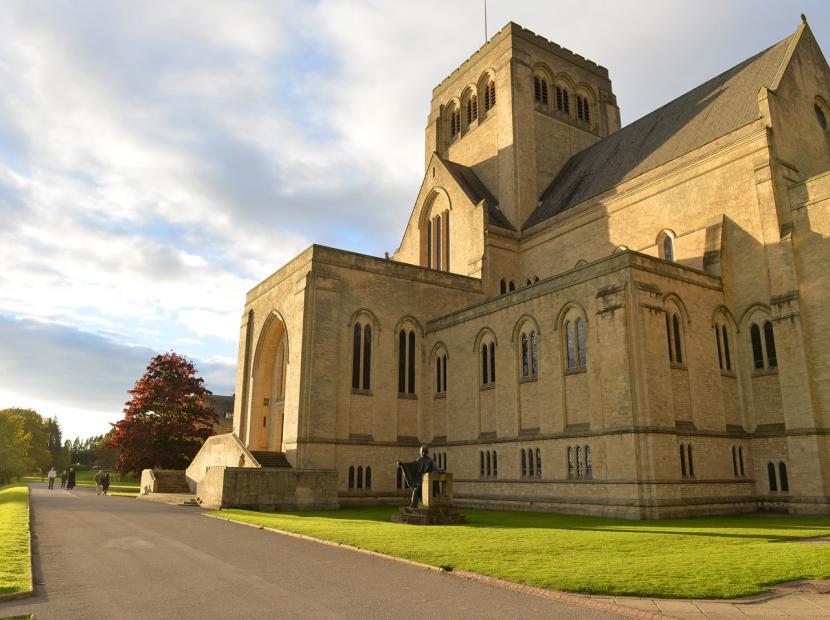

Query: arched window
[576,319,586,368]
[521,333,529,377]
[352,324,362,389]
[576,95,591,122]
[525,279,531,287]
[663,236,674,263]
[531,331,539,376]
[566,321,576,369]
[435,353,447,394]
[481,345,489,385]
[348,466,355,489]
[357,466,363,489]
[779,462,789,492]
[666,312,683,364]
[365,466,372,489]
[722,325,732,371]
[680,444,687,477]
[499,279,506,294]
[521,449,527,478]
[449,106,461,138]
[536,448,542,478]
[435,214,442,270]
[738,447,745,476]
[763,321,777,368]
[485,80,496,110]
[528,448,535,477]
[687,445,694,477]
[732,446,738,477]
[519,328,538,379]
[555,85,570,113]
[576,446,583,478]
[489,342,496,383]
[584,446,591,479]
[398,329,416,394]
[480,451,485,478]
[567,447,574,479]
[750,324,764,369]
[767,462,777,492]
[467,95,478,124]
[427,223,432,269]
[492,451,498,478]
[486,451,491,476]
[508,280,515,292]
[534,76,549,105]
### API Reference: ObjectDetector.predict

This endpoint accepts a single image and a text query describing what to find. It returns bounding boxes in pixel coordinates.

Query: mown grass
[211,506,830,599]
[24,469,140,491]
[0,486,31,597]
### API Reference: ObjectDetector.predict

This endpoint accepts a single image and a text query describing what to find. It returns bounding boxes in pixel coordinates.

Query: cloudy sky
[1,1,827,440]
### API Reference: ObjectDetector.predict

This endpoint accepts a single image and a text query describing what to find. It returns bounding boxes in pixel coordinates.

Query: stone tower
[424,22,621,230]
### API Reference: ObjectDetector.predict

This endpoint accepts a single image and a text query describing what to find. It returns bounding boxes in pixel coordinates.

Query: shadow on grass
[245,506,830,542]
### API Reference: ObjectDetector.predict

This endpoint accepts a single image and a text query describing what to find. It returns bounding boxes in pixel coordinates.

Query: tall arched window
[357,466,363,489]
[566,321,576,369]
[492,451,498,478]
[722,325,732,371]
[663,236,674,263]
[352,324,362,389]
[767,462,777,492]
[576,446,583,478]
[779,462,789,492]
[362,325,372,389]
[566,317,587,371]
[520,328,539,379]
[715,323,732,371]
[489,342,496,383]
[480,451,485,478]
[763,321,777,368]
[536,448,542,478]
[398,328,416,394]
[738,447,745,476]
[531,331,539,376]
[680,444,687,477]
[520,449,527,478]
[481,344,489,385]
[687,445,694,477]
[584,446,592,479]
[751,324,764,369]
[348,466,355,489]
[567,447,574,479]
[576,319,586,368]
[528,448,535,477]
[486,451,492,476]
[365,466,372,490]
[732,446,738,477]
[521,333,529,377]
[666,311,683,364]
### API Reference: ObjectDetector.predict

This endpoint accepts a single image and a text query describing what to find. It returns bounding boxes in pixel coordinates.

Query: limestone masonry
[194,19,830,518]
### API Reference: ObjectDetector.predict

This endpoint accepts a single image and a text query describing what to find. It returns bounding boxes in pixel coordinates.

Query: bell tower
[424,22,621,229]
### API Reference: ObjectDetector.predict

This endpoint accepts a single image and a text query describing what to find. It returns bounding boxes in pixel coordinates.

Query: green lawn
[24,470,140,491]
[210,506,830,599]
[0,486,31,597]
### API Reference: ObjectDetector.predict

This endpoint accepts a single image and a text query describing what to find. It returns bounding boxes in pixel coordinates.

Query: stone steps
[250,451,292,468]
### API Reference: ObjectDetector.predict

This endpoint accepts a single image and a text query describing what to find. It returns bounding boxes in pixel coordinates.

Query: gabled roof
[441,156,515,229]
[525,27,800,229]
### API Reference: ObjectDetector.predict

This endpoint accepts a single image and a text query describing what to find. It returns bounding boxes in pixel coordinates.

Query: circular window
[817,102,828,130]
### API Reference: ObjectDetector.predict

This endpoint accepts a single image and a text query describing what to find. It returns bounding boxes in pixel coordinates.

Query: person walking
[47,467,57,490]
[66,467,76,490]
[102,472,111,496]
[60,470,67,489]
[94,469,104,495]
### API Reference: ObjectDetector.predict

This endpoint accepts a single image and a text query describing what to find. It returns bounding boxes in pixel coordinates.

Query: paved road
[1,486,622,620]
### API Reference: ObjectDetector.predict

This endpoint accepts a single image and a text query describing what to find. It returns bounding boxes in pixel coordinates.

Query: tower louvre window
[556,86,570,114]
[467,95,478,124]
[485,80,496,111]
[576,95,591,122]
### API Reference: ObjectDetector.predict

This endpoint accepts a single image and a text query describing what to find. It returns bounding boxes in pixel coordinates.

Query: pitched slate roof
[525,31,797,229]
[441,157,515,229]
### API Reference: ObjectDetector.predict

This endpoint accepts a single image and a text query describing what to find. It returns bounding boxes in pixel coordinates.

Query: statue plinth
[391,472,466,525]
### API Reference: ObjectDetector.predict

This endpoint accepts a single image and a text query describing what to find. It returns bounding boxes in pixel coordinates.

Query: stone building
[196,18,830,518]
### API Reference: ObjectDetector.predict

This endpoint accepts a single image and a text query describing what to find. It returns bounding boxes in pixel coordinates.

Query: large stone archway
[249,312,289,452]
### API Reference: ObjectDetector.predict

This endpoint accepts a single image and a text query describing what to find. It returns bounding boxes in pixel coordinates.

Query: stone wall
[197,466,338,511]
[186,433,257,492]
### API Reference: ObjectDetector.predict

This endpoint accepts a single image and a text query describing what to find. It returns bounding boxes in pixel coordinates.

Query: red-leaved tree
[108,352,217,475]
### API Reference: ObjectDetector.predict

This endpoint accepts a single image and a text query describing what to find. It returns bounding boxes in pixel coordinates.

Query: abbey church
[194,18,830,519]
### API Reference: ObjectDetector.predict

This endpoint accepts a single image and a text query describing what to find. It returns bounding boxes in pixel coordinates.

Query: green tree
[1,408,51,474]
[0,411,31,483]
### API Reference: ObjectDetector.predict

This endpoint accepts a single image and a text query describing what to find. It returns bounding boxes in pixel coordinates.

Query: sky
[1,1,827,440]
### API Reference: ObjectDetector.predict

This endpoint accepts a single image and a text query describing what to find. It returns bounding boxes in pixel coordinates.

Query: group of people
[45,467,110,494]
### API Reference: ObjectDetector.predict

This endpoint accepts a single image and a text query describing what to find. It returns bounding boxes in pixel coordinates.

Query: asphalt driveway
[1,485,621,619]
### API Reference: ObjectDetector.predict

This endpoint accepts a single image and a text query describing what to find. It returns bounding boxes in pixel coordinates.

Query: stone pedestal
[392,472,466,525]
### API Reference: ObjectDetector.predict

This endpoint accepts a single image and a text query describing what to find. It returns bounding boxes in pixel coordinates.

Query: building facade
[226,20,830,518]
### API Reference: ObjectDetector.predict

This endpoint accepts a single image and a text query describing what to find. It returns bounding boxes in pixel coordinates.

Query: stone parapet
[197,466,338,511]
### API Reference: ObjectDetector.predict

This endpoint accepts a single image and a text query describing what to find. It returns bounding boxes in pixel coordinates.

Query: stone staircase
[154,470,192,494]
[250,451,292,468]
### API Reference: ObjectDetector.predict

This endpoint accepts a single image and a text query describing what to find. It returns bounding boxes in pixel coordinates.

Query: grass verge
[209,506,830,599]
[0,486,32,598]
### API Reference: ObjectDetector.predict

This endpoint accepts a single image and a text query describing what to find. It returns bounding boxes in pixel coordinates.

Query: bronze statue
[397,446,443,508]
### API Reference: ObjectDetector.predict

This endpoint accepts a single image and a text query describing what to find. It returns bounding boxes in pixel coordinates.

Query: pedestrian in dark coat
[67,468,76,490]
[102,472,111,495]
[60,470,67,488]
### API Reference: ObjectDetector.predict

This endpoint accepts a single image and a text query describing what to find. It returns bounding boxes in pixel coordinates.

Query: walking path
[0,486,621,619]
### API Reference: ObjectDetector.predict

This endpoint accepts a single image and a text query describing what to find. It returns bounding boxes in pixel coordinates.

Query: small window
[365,466,372,489]
[520,448,527,478]
[732,446,738,477]
[767,462,777,492]
[764,321,777,368]
[480,451,485,478]
[779,462,789,492]
[687,445,694,477]
[680,444,687,477]
[357,466,363,489]
[576,95,590,122]
[528,448,535,477]
[567,447,574,479]
[467,96,478,124]
[535,448,542,478]
[555,86,570,113]
[576,446,583,478]
[348,466,355,489]
[508,280,515,292]
[492,451,498,478]
[816,102,828,130]
[663,236,674,263]
[584,446,591,479]
[499,279,506,295]
[486,451,491,477]
[738,447,745,476]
